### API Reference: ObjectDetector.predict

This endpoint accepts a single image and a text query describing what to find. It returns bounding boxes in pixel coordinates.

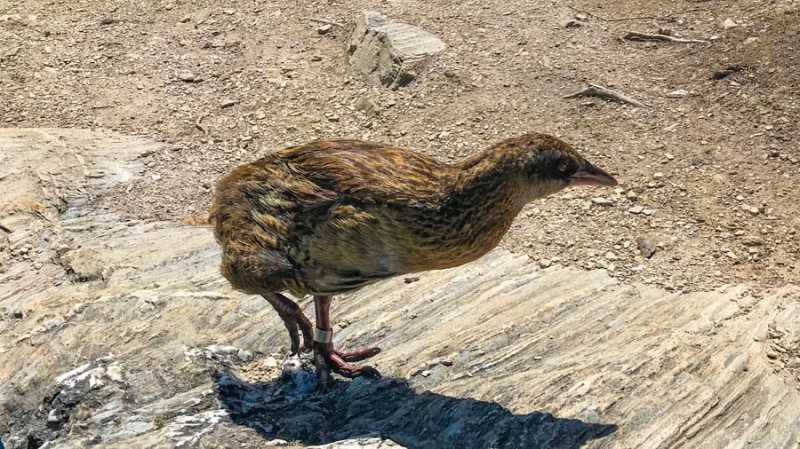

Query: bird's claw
[313,340,382,384]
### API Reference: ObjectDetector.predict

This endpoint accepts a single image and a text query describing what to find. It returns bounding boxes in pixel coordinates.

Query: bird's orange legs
[313,295,381,386]
[263,293,381,386]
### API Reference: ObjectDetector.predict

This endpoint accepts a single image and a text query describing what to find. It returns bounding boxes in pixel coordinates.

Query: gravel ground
[1,0,798,292]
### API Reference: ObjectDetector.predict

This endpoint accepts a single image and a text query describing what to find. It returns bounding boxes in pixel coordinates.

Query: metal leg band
[314,327,333,344]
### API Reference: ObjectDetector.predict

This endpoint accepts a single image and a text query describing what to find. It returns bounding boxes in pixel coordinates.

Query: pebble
[605,251,618,261]
[237,349,253,362]
[653,172,664,180]
[664,153,674,160]
[722,18,738,29]
[741,236,764,246]
[592,197,614,206]
[628,206,645,214]
[636,235,658,258]
[626,191,638,201]
[538,258,552,269]
[220,99,237,108]
[177,71,197,82]
[741,205,760,215]
[317,24,333,35]
[667,90,688,98]
[264,356,278,368]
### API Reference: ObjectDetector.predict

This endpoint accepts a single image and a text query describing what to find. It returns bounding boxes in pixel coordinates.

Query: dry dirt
[1,0,799,293]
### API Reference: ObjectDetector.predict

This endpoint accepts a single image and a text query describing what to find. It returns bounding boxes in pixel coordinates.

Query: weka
[209,133,617,385]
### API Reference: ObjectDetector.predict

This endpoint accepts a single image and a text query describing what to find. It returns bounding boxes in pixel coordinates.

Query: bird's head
[506,133,617,201]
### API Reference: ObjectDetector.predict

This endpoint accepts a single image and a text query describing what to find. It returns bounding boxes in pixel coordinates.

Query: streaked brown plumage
[210,133,616,385]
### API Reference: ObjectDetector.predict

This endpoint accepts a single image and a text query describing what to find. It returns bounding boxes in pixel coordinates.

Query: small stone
[629,206,645,214]
[626,191,638,201]
[237,349,253,362]
[47,409,63,423]
[348,11,446,88]
[220,99,237,108]
[722,18,738,30]
[151,174,161,181]
[605,251,618,261]
[317,24,333,35]
[592,197,614,206]
[264,356,278,368]
[310,55,322,62]
[564,20,582,28]
[538,259,552,269]
[636,235,657,258]
[653,172,664,180]
[177,71,197,82]
[404,276,420,284]
[642,209,654,216]
[327,115,340,122]
[421,370,431,377]
[664,153,674,160]
[667,89,689,98]
[742,236,764,246]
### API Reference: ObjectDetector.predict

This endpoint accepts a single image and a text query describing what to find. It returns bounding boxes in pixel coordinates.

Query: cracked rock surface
[1,129,799,448]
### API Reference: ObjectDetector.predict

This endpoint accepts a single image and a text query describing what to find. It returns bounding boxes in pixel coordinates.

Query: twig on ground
[624,31,707,44]
[566,5,704,22]
[195,114,208,135]
[303,17,345,28]
[564,84,650,108]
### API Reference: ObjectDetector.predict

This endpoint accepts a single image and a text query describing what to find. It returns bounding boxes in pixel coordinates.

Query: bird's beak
[568,160,617,187]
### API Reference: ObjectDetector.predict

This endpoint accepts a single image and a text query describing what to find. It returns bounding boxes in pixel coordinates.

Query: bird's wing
[275,140,449,208]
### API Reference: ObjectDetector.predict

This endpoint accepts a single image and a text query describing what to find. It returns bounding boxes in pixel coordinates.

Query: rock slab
[348,11,446,89]
[1,129,799,449]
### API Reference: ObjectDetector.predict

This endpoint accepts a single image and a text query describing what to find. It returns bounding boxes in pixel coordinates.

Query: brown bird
[209,133,617,385]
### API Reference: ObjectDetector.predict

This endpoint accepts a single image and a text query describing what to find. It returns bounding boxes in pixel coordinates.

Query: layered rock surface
[0,129,798,448]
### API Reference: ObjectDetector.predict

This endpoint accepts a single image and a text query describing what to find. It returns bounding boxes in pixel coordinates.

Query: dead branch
[624,31,707,44]
[564,84,649,108]
[195,114,208,135]
[303,17,345,28]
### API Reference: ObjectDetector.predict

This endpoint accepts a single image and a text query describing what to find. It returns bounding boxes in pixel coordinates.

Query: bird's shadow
[213,364,617,449]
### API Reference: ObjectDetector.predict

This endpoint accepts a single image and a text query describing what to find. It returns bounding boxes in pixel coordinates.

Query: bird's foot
[278,308,314,356]
[313,328,381,387]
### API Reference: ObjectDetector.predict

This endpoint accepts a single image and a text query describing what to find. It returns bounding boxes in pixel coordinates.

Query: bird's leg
[312,295,381,385]
[263,293,314,355]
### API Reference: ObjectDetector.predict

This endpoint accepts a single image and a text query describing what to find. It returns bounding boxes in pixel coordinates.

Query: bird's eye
[558,160,569,172]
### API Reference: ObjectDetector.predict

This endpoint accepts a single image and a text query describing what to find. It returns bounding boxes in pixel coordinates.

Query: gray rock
[1,129,799,449]
[637,235,658,258]
[348,11,445,89]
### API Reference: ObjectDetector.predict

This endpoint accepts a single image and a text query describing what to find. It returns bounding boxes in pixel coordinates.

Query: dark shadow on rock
[213,368,617,449]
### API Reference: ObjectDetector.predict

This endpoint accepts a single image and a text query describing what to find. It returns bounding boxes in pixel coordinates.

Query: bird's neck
[453,146,528,210]
[406,150,527,271]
